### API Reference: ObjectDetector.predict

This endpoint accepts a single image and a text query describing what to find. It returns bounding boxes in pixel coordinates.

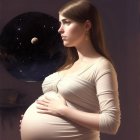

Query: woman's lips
[61,36,66,40]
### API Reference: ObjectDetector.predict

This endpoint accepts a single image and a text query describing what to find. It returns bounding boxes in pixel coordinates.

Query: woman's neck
[76,41,100,62]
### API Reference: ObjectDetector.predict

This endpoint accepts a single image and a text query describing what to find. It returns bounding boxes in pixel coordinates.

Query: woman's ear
[84,20,92,31]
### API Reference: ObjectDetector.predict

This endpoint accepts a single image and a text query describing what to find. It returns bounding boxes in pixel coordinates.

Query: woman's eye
[64,21,71,25]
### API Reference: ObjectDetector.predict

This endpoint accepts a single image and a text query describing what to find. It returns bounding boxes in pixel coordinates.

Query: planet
[31,37,39,44]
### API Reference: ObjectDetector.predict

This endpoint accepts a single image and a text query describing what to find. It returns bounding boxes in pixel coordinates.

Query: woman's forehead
[59,15,68,21]
[59,14,71,21]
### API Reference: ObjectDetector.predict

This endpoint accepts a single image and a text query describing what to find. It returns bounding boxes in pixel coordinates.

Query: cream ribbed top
[21,57,120,140]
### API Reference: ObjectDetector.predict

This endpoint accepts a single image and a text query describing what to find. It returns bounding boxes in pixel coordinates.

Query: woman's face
[58,15,87,48]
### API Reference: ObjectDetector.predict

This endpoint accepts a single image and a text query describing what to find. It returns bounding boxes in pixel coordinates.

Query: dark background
[0,0,139,140]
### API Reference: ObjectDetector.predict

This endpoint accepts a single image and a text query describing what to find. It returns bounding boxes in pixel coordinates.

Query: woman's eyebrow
[60,18,67,22]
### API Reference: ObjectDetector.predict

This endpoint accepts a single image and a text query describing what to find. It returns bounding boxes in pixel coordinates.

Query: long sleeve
[95,60,121,134]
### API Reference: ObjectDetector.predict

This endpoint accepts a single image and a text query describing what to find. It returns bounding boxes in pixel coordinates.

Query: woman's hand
[36,93,67,116]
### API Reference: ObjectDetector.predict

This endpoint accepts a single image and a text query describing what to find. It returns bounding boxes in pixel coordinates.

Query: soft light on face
[58,15,87,48]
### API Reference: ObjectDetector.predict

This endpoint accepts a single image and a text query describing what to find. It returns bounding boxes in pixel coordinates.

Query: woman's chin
[63,42,73,48]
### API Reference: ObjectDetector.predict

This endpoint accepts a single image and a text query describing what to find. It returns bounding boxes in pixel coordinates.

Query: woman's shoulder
[95,56,114,70]
[92,56,117,77]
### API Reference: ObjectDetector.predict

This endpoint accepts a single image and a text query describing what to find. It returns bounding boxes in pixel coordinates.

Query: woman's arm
[36,97,100,130]
[58,62,121,134]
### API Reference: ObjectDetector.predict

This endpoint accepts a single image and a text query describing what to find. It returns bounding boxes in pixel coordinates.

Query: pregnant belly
[20,102,92,140]
[21,102,70,139]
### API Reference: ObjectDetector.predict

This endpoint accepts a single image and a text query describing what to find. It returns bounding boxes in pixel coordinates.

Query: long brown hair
[59,0,112,69]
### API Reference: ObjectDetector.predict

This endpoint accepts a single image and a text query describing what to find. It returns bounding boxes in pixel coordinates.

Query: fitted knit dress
[20,57,121,140]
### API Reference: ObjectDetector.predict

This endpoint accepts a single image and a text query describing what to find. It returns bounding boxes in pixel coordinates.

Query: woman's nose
[58,25,64,34]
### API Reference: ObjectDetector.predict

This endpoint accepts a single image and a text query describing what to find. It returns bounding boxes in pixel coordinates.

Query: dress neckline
[57,56,104,78]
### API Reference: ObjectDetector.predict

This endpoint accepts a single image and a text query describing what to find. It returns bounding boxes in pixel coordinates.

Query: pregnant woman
[20,0,121,140]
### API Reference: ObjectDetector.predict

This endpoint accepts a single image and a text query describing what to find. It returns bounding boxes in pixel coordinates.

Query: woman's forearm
[58,106,100,130]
